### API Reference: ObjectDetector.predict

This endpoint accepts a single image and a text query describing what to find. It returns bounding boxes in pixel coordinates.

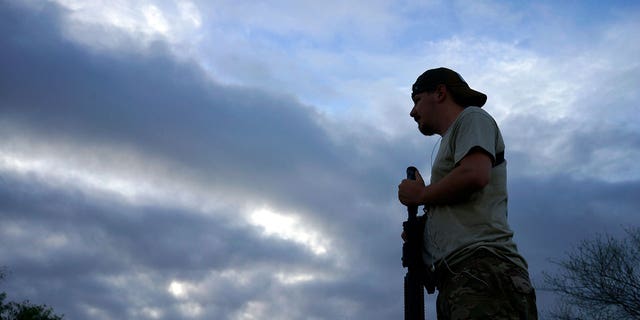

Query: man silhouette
[398,67,538,319]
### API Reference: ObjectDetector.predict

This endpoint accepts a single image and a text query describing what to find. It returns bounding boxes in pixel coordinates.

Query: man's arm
[398,147,493,207]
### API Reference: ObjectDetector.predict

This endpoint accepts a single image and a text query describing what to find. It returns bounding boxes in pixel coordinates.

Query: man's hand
[398,169,426,207]
[400,149,493,208]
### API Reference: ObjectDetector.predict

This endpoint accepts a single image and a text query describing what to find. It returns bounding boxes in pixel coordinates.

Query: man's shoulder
[459,106,495,121]
[450,107,498,134]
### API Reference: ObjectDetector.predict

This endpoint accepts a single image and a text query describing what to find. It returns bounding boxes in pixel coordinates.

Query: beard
[418,122,436,136]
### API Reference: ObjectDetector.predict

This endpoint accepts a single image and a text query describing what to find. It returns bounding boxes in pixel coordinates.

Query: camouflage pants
[435,250,538,320]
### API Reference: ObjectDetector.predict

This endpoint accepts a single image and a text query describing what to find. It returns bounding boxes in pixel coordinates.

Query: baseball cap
[411,67,487,107]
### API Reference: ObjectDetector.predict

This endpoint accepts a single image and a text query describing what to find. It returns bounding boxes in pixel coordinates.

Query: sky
[1,0,639,319]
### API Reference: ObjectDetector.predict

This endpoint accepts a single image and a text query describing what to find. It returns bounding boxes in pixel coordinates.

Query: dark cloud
[1,2,639,319]
[0,173,406,319]
[510,175,640,267]
[0,3,403,319]
[0,2,348,200]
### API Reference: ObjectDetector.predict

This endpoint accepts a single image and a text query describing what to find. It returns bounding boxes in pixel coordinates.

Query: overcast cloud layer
[1,1,639,319]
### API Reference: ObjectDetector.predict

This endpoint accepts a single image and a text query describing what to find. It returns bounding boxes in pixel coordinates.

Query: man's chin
[418,125,434,136]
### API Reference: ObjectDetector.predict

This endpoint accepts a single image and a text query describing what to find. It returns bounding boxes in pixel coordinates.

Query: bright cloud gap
[249,208,329,256]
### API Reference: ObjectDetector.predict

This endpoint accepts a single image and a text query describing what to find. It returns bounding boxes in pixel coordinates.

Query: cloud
[1,1,639,319]
[0,3,407,319]
[45,0,203,54]
[196,0,402,43]
[1,1,346,195]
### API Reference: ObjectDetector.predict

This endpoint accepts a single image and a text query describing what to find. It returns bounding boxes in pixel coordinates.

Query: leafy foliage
[0,269,64,320]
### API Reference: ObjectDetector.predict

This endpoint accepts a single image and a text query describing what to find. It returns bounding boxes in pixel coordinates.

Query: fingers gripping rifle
[402,167,436,320]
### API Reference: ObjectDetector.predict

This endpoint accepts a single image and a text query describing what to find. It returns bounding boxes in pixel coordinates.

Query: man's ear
[435,84,447,102]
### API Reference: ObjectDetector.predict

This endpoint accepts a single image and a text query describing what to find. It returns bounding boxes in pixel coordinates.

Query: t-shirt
[422,107,527,270]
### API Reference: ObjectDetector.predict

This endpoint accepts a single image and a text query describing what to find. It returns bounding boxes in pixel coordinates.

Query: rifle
[402,166,436,320]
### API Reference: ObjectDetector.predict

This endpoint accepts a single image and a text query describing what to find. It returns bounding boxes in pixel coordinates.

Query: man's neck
[436,103,465,136]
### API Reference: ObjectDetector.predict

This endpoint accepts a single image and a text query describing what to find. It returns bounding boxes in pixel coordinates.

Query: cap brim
[450,86,487,107]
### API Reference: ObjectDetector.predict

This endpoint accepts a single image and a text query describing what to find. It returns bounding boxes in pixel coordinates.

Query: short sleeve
[451,110,498,165]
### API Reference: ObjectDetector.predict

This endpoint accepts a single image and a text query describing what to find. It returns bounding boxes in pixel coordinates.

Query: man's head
[410,68,486,136]
[411,67,486,107]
